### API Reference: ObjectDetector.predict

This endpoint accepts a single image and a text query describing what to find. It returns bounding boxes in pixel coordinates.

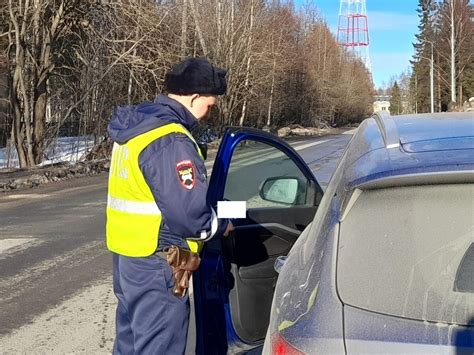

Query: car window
[337,184,474,325]
[223,140,310,208]
[455,243,474,293]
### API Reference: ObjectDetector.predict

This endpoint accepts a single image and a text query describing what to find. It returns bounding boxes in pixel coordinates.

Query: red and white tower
[337,0,372,73]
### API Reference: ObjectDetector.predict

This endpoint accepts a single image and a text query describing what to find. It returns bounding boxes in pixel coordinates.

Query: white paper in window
[217,201,247,219]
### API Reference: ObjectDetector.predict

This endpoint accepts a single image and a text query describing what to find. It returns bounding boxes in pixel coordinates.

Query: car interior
[219,139,323,343]
[222,206,318,343]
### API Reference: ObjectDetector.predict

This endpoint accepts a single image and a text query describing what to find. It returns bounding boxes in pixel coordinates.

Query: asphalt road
[0,132,352,353]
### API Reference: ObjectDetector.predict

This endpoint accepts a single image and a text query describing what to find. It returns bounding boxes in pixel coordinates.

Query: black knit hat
[164,57,227,96]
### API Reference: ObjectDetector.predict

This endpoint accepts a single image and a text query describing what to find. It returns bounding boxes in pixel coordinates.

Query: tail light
[271,332,304,355]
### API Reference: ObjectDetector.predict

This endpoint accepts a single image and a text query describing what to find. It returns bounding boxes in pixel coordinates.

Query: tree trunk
[239,1,254,127]
[267,56,276,127]
[10,88,28,167]
[189,0,207,56]
[180,0,188,59]
[450,0,456,104]
[267,33,279,127]
[33,82,47,164]
[229,1,234,66]
[216,0,221,58]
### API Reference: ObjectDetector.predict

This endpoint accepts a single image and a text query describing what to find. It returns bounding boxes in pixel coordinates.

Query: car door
[193,127,323,354]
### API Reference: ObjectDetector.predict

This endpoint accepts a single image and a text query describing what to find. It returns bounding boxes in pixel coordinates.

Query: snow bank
[0,136,96,168]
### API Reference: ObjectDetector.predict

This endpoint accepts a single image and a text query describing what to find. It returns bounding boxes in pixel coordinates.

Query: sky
[307,1,420,89]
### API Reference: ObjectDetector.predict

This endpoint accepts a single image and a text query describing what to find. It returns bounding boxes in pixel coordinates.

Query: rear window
[337,184,474,325]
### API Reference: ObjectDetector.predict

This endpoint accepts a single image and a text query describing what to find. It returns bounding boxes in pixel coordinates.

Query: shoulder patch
[176,160,195,190]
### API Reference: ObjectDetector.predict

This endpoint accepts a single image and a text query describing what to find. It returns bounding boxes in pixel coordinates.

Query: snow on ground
[0,136,96,168]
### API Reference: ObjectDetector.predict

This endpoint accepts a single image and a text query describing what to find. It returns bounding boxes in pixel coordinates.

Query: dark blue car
[194,111,474,354]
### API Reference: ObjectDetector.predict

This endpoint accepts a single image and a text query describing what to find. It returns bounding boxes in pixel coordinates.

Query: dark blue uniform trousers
[112,252,190,354]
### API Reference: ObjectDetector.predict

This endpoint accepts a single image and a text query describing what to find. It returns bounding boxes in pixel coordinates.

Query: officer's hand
[223,222,234,237]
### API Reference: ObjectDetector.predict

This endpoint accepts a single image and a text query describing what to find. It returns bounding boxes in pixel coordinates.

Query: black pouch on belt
[163,245,201,297]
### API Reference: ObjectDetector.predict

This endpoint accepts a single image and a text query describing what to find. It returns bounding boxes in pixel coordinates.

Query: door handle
[274,255,288,274]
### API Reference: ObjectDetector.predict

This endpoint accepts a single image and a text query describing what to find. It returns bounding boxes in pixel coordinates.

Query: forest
[0,0,374,168]
[388,0,473,115]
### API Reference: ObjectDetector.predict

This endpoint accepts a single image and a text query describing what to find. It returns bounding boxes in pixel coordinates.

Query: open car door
[193,127,323,354]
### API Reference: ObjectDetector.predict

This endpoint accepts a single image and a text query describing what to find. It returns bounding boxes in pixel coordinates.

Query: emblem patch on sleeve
[176,160,195,190]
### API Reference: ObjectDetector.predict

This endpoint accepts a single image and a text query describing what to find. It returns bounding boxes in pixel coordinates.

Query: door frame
[195,127,323,354]
[207,127,323,206]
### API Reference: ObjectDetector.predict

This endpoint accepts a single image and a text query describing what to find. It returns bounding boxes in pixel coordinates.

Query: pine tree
[389,81,402,115]
[436,0,474,109]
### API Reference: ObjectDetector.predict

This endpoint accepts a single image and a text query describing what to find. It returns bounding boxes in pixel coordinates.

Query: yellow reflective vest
[106,123,204,257]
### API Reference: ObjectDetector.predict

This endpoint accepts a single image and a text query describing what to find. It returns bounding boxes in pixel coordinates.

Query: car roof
[395,112,473,142]
[394,112,474,152]
[340,111,474,190]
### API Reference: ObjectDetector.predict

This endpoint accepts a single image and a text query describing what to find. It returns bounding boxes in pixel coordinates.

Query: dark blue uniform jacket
[108,94,227,250]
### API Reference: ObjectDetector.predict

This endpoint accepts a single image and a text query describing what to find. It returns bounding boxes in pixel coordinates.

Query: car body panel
[394,112,474,143]
[263,112,474,355]
[401,136,474,152]
[344,305,474,354]
[263,199,346,354]
[334,114,474,213]
[337,113,474,183]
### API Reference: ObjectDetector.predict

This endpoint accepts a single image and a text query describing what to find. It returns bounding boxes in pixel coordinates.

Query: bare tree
[2,0,376,169]
[6,0,83,166]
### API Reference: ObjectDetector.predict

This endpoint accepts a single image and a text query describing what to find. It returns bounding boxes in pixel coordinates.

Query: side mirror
[259,177,299,205]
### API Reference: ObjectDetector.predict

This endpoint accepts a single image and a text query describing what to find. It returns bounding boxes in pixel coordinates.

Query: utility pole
[421,41,434,113]
[426,41,435,113]
[450,0,456,104]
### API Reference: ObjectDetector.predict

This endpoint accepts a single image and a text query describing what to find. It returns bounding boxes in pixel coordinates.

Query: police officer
[106,57,233,354]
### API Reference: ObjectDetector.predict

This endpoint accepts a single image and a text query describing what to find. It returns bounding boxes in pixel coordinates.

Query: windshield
[337,184,474,325]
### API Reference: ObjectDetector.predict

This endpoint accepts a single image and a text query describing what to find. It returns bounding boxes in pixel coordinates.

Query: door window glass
[337,184,474,325]
[223,140,310,208]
